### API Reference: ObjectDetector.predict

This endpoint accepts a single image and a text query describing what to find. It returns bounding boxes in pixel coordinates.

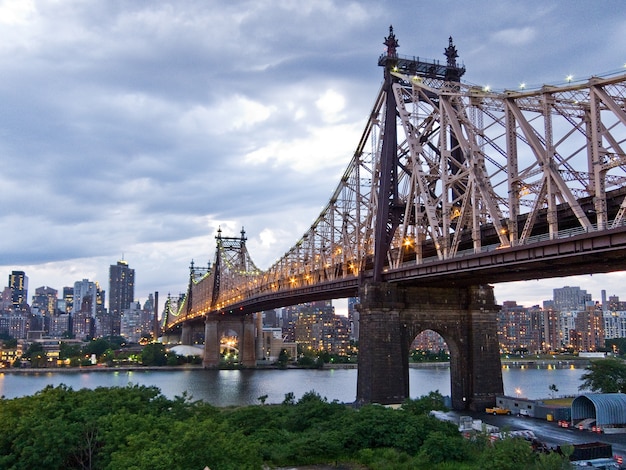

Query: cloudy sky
[2,0,626,314]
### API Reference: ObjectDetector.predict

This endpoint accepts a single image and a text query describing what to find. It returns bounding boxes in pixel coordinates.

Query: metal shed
[571,393,626,426]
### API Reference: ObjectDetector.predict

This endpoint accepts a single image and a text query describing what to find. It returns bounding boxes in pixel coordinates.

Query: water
[0,363,585,406]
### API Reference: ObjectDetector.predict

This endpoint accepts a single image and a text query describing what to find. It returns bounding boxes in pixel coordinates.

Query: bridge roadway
[177,222,626,323]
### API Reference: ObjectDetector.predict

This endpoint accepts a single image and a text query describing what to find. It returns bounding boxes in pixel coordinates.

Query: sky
[1,0,626,315]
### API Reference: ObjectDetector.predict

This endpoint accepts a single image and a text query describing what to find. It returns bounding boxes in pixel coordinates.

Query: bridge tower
[202,228,257,368]
[357,27,503,410]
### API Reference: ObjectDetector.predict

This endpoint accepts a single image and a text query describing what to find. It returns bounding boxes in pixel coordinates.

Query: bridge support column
[181,324,192,345]
[240,314,256,367]
[356,282,503,411]
[203,318,220,368]
[356,283,408,405]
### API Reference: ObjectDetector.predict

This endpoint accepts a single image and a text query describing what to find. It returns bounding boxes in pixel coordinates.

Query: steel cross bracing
[164,71,626,330]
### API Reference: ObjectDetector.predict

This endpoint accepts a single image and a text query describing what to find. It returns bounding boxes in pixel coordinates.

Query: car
[518,409,531,417]
[485,407,512,415]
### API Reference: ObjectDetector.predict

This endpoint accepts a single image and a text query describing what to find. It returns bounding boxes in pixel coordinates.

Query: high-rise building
[62,287,74,314]
[497,301,544,354]
[8,271,28,310]
[31,286,58,316]
[553,286,591,312]
[573,307,604,352]
[31,286,58,334]
[604,311,626,339]
[347,297,359,341]
[72,279,98,317]
[71,279,105,338]
[108,260,135,337]
[542,306,561,351]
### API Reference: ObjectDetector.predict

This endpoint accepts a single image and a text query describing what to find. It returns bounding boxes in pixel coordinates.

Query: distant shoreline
[0,357,591,375]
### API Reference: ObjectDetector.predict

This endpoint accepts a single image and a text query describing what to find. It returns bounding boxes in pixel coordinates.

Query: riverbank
[0,364,204,374]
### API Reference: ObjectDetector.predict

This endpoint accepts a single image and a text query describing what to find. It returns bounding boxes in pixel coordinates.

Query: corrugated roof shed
[571,393,626,426]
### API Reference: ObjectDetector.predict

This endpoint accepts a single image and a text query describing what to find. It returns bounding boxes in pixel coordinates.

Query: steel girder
[165,72,626,331]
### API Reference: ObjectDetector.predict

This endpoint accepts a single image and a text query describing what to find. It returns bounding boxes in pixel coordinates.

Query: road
[439,410,626,463]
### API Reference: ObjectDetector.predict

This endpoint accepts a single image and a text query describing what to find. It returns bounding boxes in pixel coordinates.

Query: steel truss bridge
[164,29,626,333]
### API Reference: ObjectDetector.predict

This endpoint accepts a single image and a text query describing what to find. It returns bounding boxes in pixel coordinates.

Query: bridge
[163,26,626,410]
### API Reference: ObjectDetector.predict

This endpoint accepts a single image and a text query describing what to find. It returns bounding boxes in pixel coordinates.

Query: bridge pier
[181,324,193,345]
[202,314,257,368]
[356,282,503,411]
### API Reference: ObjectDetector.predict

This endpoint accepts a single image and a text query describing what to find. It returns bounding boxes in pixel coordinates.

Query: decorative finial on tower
[444,36,465,82]
[216,226,222,239]
[444,36,458,68]
[384,25,399,57]
[240,227,246,241]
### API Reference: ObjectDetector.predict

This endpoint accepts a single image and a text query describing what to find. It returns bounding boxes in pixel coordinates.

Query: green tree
[418,430,468,464]
[277,348,289,367]
[82,338,111,358]
[1,337,18,348]
[22,342,47,368]
[477,437,535,470]
[579,358,626,393]
[606,338,626,356]
[401,390,447,415]
[59,342,82,361]
[548,383,559,398]
[140,343,167,366]
[282,392,296,405]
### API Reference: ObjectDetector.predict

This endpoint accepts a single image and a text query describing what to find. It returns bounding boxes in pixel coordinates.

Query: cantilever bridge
[163,27,626,410]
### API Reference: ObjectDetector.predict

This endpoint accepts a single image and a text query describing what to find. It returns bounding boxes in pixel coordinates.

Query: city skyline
[1,2,626,312]
[5,264,626,314]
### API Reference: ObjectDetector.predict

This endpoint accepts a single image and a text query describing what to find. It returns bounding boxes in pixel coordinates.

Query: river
[0,362,585,406]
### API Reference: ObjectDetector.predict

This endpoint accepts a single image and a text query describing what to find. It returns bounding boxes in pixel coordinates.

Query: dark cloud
[1,0,625,309]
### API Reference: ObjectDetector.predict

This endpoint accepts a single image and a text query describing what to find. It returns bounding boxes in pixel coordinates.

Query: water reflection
[0,365,585,406]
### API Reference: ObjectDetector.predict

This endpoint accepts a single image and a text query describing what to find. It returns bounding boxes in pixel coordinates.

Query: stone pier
[202,314,257,368]
[356,282,503,411]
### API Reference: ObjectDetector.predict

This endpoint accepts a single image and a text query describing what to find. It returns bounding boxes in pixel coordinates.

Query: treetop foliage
[0,385,571,470]
[579,357,626,393]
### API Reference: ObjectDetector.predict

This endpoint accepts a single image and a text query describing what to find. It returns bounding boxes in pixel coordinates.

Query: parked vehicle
[518,408,531,417]
[486,407,512,415]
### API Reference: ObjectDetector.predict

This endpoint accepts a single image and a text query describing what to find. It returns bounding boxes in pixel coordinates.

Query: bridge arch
[202,313,257,368]
[357,281,503,411]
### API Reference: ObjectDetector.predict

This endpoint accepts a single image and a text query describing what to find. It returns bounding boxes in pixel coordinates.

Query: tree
[277,348,289,368]
[579,358,626,393]
[549,384,559,398]
[140,343,167,366]
[282,392,295,405]
[82,338,111,358]
[59,342,81,361]
[22,342,47,368]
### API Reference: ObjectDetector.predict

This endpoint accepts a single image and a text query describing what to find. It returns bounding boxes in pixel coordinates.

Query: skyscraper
[108,260,135,336]
[8,270,28,310]
[553,286,591,312]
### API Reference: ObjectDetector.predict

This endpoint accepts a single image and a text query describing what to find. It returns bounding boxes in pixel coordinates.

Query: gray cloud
[1,0,626,310]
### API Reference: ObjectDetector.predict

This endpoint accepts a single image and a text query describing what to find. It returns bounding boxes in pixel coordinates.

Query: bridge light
[483,85,490,92]
[566,74,573,82]
[519,82,526,89]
